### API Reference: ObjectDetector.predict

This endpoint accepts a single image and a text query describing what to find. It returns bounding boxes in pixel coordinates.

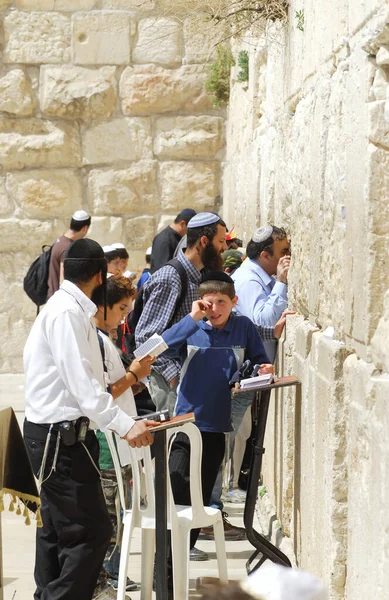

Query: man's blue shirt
[232,258,288,362]
[162,314,270,433]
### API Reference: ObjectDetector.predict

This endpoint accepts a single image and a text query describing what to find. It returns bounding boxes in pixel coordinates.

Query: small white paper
[240,373,274,389]
[134,333,168,359]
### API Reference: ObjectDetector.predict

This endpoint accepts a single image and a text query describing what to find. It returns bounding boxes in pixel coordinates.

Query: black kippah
[201,271,234,284]
[64,238,105,261]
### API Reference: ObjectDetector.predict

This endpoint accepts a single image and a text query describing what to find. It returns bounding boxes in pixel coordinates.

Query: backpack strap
[165,258,188,328]
[97,329,112,394]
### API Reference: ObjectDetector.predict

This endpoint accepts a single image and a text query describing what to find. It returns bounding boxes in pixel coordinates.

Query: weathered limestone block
[371,289,389,371]
[82,118,152,165]
[154,116,224,159]
[0,218,60,253]
[159,161,219,211]
[371,67,388,100]
[125,216,155,250]
[40,66,117,119]
[0,0,12,7]
[120,64,212,115]
[7,170,83,219]
[88,161,159,216]
[72,12,132,65]
[4,12,71,64]
[0,70,34,117]
[0,119,81,170]
[376,45,389,66]
[0,178,13,217]
[87,216,123,247]
[157,214,175,233]
[102,0,155,7]
[16,0,97,8]
[183,18,217,64]
[133,18,182,67]
[368,100,389,149]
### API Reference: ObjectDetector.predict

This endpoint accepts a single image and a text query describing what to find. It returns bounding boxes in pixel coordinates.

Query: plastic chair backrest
[104,431,155,517]
[167,422,208,521]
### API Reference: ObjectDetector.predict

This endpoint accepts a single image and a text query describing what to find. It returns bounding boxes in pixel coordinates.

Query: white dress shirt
[98,329,137,466]
[24,280,135,438]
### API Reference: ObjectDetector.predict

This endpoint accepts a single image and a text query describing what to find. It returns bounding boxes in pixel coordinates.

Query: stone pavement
[0,375,262,600]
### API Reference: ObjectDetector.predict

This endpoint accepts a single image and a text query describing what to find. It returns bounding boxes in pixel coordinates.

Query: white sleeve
[47,310,135,437]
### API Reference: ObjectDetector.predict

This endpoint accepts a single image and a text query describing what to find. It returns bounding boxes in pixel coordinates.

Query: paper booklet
[239,373,274,389]
[134,333,168,359]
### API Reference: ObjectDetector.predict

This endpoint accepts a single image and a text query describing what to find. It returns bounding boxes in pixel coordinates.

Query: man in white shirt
[23,238,156,600]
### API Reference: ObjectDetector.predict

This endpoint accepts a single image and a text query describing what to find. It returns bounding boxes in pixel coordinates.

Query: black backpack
[122,259,188,357]
[23,244,52,313]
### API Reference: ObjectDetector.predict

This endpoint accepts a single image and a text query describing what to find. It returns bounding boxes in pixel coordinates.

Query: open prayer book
[134,333,168,359]
[239,373,274,389]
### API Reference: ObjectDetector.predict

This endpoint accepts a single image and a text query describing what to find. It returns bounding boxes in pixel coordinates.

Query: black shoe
[199,512,247,541]
[107,577,138,591]
[189,546,209,561]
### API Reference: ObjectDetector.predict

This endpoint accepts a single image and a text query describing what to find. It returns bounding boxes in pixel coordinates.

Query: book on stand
[239,373,274,389]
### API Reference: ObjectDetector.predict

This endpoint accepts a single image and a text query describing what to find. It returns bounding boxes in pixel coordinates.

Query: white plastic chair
[167,422,228,600]
[106,422,228,600]
[105,431,156,600]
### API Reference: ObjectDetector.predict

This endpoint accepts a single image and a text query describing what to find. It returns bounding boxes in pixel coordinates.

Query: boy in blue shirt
[162,271,273,555]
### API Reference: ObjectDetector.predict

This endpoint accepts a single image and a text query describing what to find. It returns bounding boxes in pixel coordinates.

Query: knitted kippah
[72,210,90,222]
[187,212,220,228]
[252,225,273,243]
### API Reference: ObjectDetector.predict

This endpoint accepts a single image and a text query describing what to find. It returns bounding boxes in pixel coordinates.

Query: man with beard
[135,213,227,417]
[23,238,156,600]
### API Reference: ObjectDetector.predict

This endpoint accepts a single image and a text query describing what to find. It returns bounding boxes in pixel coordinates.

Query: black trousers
[24,420,112,600]
[169,431,225,549]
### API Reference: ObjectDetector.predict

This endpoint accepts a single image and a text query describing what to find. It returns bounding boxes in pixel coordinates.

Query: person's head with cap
[247,225,290,277]
[226,230,243,250]
[196,271,237,329]
[223,249,243,275]
[103,245,122,275]
[112,243,129,271]
[171,208,197,237]
[186,212,228,272]
[69,210,91,237]
[63,239,108,304]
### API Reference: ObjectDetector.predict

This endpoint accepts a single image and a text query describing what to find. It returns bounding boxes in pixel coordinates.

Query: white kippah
[103,244,115,253]
[187,212,220,228]
[146,246,152,254]
[240,564,327,600]
[72,210,90,222]
[252,225,273,243]
[112,243,125,249]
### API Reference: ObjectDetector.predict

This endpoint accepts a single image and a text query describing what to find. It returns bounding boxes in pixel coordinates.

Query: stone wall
[0,1,224,373]
[223,2,389,599]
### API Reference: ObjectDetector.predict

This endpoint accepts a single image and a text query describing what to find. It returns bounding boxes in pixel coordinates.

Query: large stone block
[183,18,217,64]
[0,119,81,170]
[4,12,71,64]
[120,64,212,115]
[0,178,13,217]
[72,12,132,65]
[102,0,155,7]
[0,0,13,8]
[0,218,61,253]
[157,214,175,233]
[159,161,220,211]
[154,116,224,159]
[16,0,97,8]
[7,170,83,219]
[82,118,152,165]
[88,161,159,216]
[368,100,389,149]
[125,215,155,250]
[40,66,117,119]
[133,18,182,67]
[0,70,34,117]
[371,289,389,371]
[87,216,123,248]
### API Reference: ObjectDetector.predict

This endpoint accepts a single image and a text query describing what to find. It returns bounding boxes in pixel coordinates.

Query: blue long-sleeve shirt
[162,314,270,433]
[232,258,288,362]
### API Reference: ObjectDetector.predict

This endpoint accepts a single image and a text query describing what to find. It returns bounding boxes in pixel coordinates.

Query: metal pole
[154,429,168,599]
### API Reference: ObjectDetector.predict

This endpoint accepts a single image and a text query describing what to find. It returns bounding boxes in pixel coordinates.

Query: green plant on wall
[205,45,235,108]
[237,50,249,91]
[295,9,304,31]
